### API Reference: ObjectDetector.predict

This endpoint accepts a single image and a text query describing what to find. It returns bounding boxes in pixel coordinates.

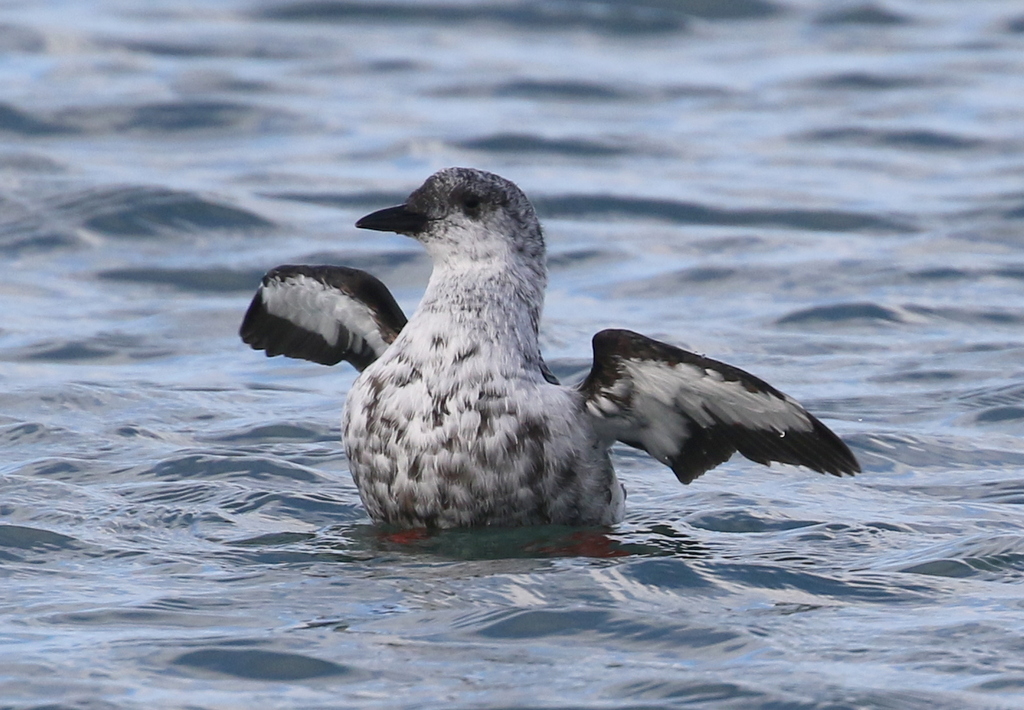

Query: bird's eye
[461,195,481,214]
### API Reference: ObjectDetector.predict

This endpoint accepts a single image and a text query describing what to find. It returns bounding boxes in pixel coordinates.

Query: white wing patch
[618,359,813,466]
[626,359,812,433]
[240,265,407,369]
[260,274,389,359]
[579,328,860,483]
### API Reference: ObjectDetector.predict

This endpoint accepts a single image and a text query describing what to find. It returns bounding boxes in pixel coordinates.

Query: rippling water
[4,1,1024,707]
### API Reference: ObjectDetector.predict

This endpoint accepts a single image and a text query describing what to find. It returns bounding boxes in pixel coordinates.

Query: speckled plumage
[342,168,623,527]
[241,167,859,529]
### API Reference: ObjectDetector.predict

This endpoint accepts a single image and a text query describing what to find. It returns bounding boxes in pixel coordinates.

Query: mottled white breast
[342,314,623,528]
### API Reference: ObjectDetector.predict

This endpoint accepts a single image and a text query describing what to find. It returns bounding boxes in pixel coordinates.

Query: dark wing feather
[539,358,560,385]
[578,329,860,484]
[239,265,407,370]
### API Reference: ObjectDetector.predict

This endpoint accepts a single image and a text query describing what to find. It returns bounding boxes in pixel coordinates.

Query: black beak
[355,205,428,235]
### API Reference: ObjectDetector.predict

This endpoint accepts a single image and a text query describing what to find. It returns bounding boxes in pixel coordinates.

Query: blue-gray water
[3,1,1024,707]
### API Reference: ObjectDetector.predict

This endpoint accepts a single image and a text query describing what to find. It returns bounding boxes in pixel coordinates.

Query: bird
[240,167,860,528]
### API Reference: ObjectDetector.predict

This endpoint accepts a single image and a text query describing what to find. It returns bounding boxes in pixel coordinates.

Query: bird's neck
[408,256,547,367]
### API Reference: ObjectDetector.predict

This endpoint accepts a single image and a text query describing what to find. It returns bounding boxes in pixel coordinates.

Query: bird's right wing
[578,329,860,484]
[240,265,407,371]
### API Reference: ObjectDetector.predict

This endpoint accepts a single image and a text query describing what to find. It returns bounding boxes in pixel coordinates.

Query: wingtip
[840,454,862,477]
[817,448,861,479]
[238,288,266,345]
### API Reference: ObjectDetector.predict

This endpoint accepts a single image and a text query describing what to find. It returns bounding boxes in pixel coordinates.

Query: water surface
[3,1,1024,707]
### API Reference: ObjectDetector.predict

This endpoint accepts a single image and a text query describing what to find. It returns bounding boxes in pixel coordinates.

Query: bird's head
[356,167,545,270]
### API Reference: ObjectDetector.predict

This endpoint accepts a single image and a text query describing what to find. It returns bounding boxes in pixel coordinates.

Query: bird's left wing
[578,329,860,484]
[240,265,407,370]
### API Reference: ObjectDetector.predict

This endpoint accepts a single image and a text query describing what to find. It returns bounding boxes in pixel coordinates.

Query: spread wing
[578,329,860,484]
[239,265,407,370]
